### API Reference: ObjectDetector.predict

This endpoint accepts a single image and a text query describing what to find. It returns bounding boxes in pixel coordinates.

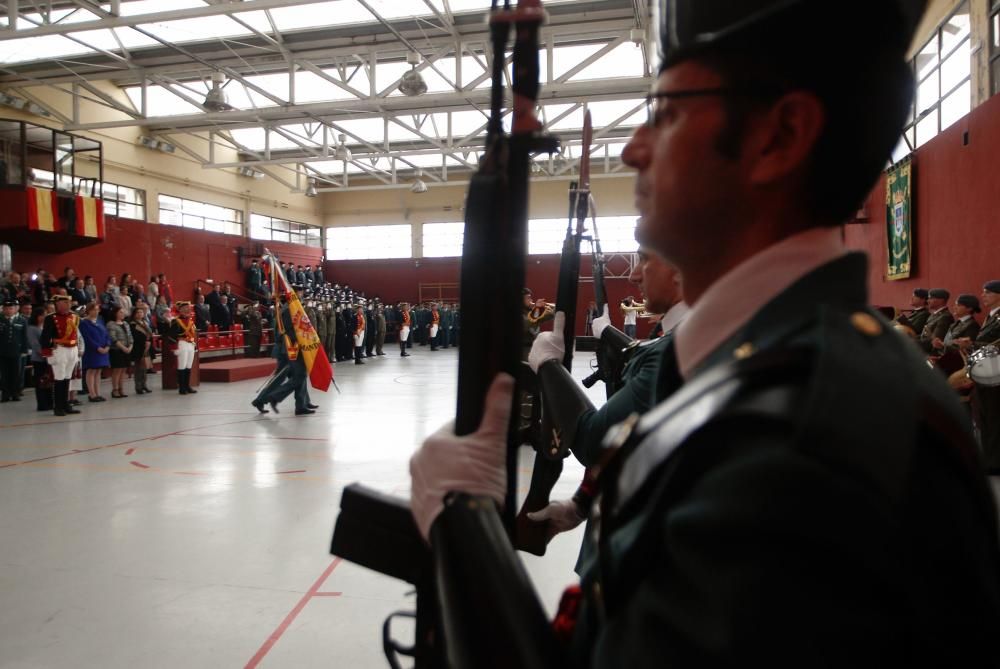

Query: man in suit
[934,293,981,352]
[918,288,954,352]
[895,287,930,336]
[216,295,233,332]
[194,294,211,332]
[0,299,28,402]
[68,278,89,308]
[408,1,1000,666]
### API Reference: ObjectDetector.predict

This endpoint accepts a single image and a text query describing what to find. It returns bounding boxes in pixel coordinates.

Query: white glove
[527,311,565,373]
[526,498,586,541]
[592,304,612,339]
[410,373,514,540]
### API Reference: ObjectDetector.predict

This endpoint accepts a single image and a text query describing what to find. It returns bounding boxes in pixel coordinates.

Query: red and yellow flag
[26,187,58,232]
[268,252,333,392]
[75,195,106,238]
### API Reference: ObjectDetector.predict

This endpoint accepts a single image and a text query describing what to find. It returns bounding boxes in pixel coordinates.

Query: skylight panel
[565,42,645,81]
[136,15,255,45]
[124,85,202,116]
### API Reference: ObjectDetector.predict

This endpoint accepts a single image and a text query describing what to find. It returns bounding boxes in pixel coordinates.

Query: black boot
[185,369,197,394]
[53,380,70,416]
[178,369,188,394]
[354,347,365,364]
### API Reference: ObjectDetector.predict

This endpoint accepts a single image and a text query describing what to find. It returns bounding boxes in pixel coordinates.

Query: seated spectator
[83,275,97,303]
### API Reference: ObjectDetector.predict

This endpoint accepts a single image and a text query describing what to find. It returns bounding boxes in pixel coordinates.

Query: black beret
[957,294,981,313]
[928,289,950,300]
[912,288,929,300]
[983,280,1000,295]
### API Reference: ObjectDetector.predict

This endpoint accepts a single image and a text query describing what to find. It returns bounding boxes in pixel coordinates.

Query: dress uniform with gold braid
[399,305,412,357]
[39,295,81,416]
[168,302,198,395]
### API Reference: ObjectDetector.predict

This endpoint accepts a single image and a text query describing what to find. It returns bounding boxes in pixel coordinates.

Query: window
[528,217,639,255]
[904,1,972,149]
[422,222,465,258]
[991,1,1000,97]
[250,213,322,248]
[158,194,243,236]
[83,181,145,221]
[326,224,411,260]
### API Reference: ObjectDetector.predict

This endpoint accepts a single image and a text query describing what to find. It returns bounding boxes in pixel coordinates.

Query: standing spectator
[216,294,233,332]
[130,304,154,394]
[106,306,133,398]
[79,302,111,402]
[146,275,159,306]
[1,272,21,304]
[375,304,386,356]
[222,282,238,322]
[194,294,211,331]
[83,275,98,303]
[69,278,88,307]
[0,299,28,402]
[247,259,263,300]
[118,275,134,316]
[245,303,263,357]
[154,295,171,336]
[99,280,120,320]
[58,267,76,291]
[32,270,52,305]
[157,273,173,306]
[25,306,52,412]
[314,264,324,287]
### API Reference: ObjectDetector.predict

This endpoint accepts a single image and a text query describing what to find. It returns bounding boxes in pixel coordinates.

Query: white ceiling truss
[0,0,653,193]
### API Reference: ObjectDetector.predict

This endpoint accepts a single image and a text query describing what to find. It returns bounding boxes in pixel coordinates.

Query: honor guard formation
[2,0,1000,667]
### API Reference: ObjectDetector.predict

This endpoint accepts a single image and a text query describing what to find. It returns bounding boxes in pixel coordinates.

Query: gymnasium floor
[3,349,999,669]
[0,348,589,669]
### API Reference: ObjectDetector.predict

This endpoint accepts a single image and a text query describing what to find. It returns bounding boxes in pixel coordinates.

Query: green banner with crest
[886,160,912,280]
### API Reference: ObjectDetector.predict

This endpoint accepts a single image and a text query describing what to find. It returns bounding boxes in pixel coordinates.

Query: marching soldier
[0,299,28,402]
[399,303,412,357]
[353,304,366,365]
[39,295,81,416]
[168,301,198,395]
[918,288,954,352]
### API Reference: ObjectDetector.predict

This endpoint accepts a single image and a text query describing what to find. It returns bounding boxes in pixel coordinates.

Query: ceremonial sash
[54,315,78,346]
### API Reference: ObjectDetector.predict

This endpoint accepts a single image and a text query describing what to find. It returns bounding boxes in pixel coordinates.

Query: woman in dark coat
[106,306,133,398]
[130,304,153,394]
[79,302,111,401]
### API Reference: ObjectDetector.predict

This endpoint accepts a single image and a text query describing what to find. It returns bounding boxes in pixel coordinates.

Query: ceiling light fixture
[411,170,428,194]
[305,178,318,198]
[399,52,428,97]
[203,72,234,112]
[334,134,352,161]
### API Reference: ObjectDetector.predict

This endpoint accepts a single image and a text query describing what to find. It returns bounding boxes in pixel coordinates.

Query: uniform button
[733,342,756,360]
[850,312,883,337]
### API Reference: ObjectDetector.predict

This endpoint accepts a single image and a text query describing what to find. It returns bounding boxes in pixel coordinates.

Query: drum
[968,345,1000,387]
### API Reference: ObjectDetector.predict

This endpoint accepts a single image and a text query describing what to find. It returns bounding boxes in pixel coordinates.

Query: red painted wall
[845,91,1000,312]
[325,252,654,338]
[10,216,323,300]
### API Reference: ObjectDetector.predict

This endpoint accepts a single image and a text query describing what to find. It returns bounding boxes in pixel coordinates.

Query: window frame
[158,193,243,237]
[325,224,413,260]
[250,213,323,248]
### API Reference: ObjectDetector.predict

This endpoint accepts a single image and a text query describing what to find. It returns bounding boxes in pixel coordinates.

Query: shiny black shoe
[307,403,319,409]
[269,400,280,414]
[294,408,316,416]
[65,407,81,415]
[251,399,269,414]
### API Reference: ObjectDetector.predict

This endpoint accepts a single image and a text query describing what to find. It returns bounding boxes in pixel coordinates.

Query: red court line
[172,433,329,442]
[245,558,343,669]
[0,412,250,430]
[313,592,342,597]
[129,461,150,469]
[276,469,307,475]
[125,448,135,456]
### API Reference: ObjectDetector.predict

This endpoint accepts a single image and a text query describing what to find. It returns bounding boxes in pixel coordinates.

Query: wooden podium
[160,349,200,390]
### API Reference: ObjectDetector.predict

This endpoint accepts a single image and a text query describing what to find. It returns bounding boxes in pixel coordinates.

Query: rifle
[515,111,594,556]
[581,218,635,399]
[330,2,562,667]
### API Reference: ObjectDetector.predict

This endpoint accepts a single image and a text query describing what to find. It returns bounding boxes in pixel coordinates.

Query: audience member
[106,306,133,399]
[79,302,111,402]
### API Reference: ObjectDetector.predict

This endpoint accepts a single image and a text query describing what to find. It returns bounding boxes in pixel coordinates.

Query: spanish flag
[267,251,333,392]
[26,187,58,232]
[75,195,106,239]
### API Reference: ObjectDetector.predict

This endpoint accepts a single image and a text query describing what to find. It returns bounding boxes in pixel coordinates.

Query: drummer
[955,280,1000,353]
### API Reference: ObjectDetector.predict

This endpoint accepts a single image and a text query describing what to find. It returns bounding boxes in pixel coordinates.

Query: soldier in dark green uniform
[408,1,1000,665]
[895,287,930,337]
[918,288,954,352]
[0,299,28,402]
